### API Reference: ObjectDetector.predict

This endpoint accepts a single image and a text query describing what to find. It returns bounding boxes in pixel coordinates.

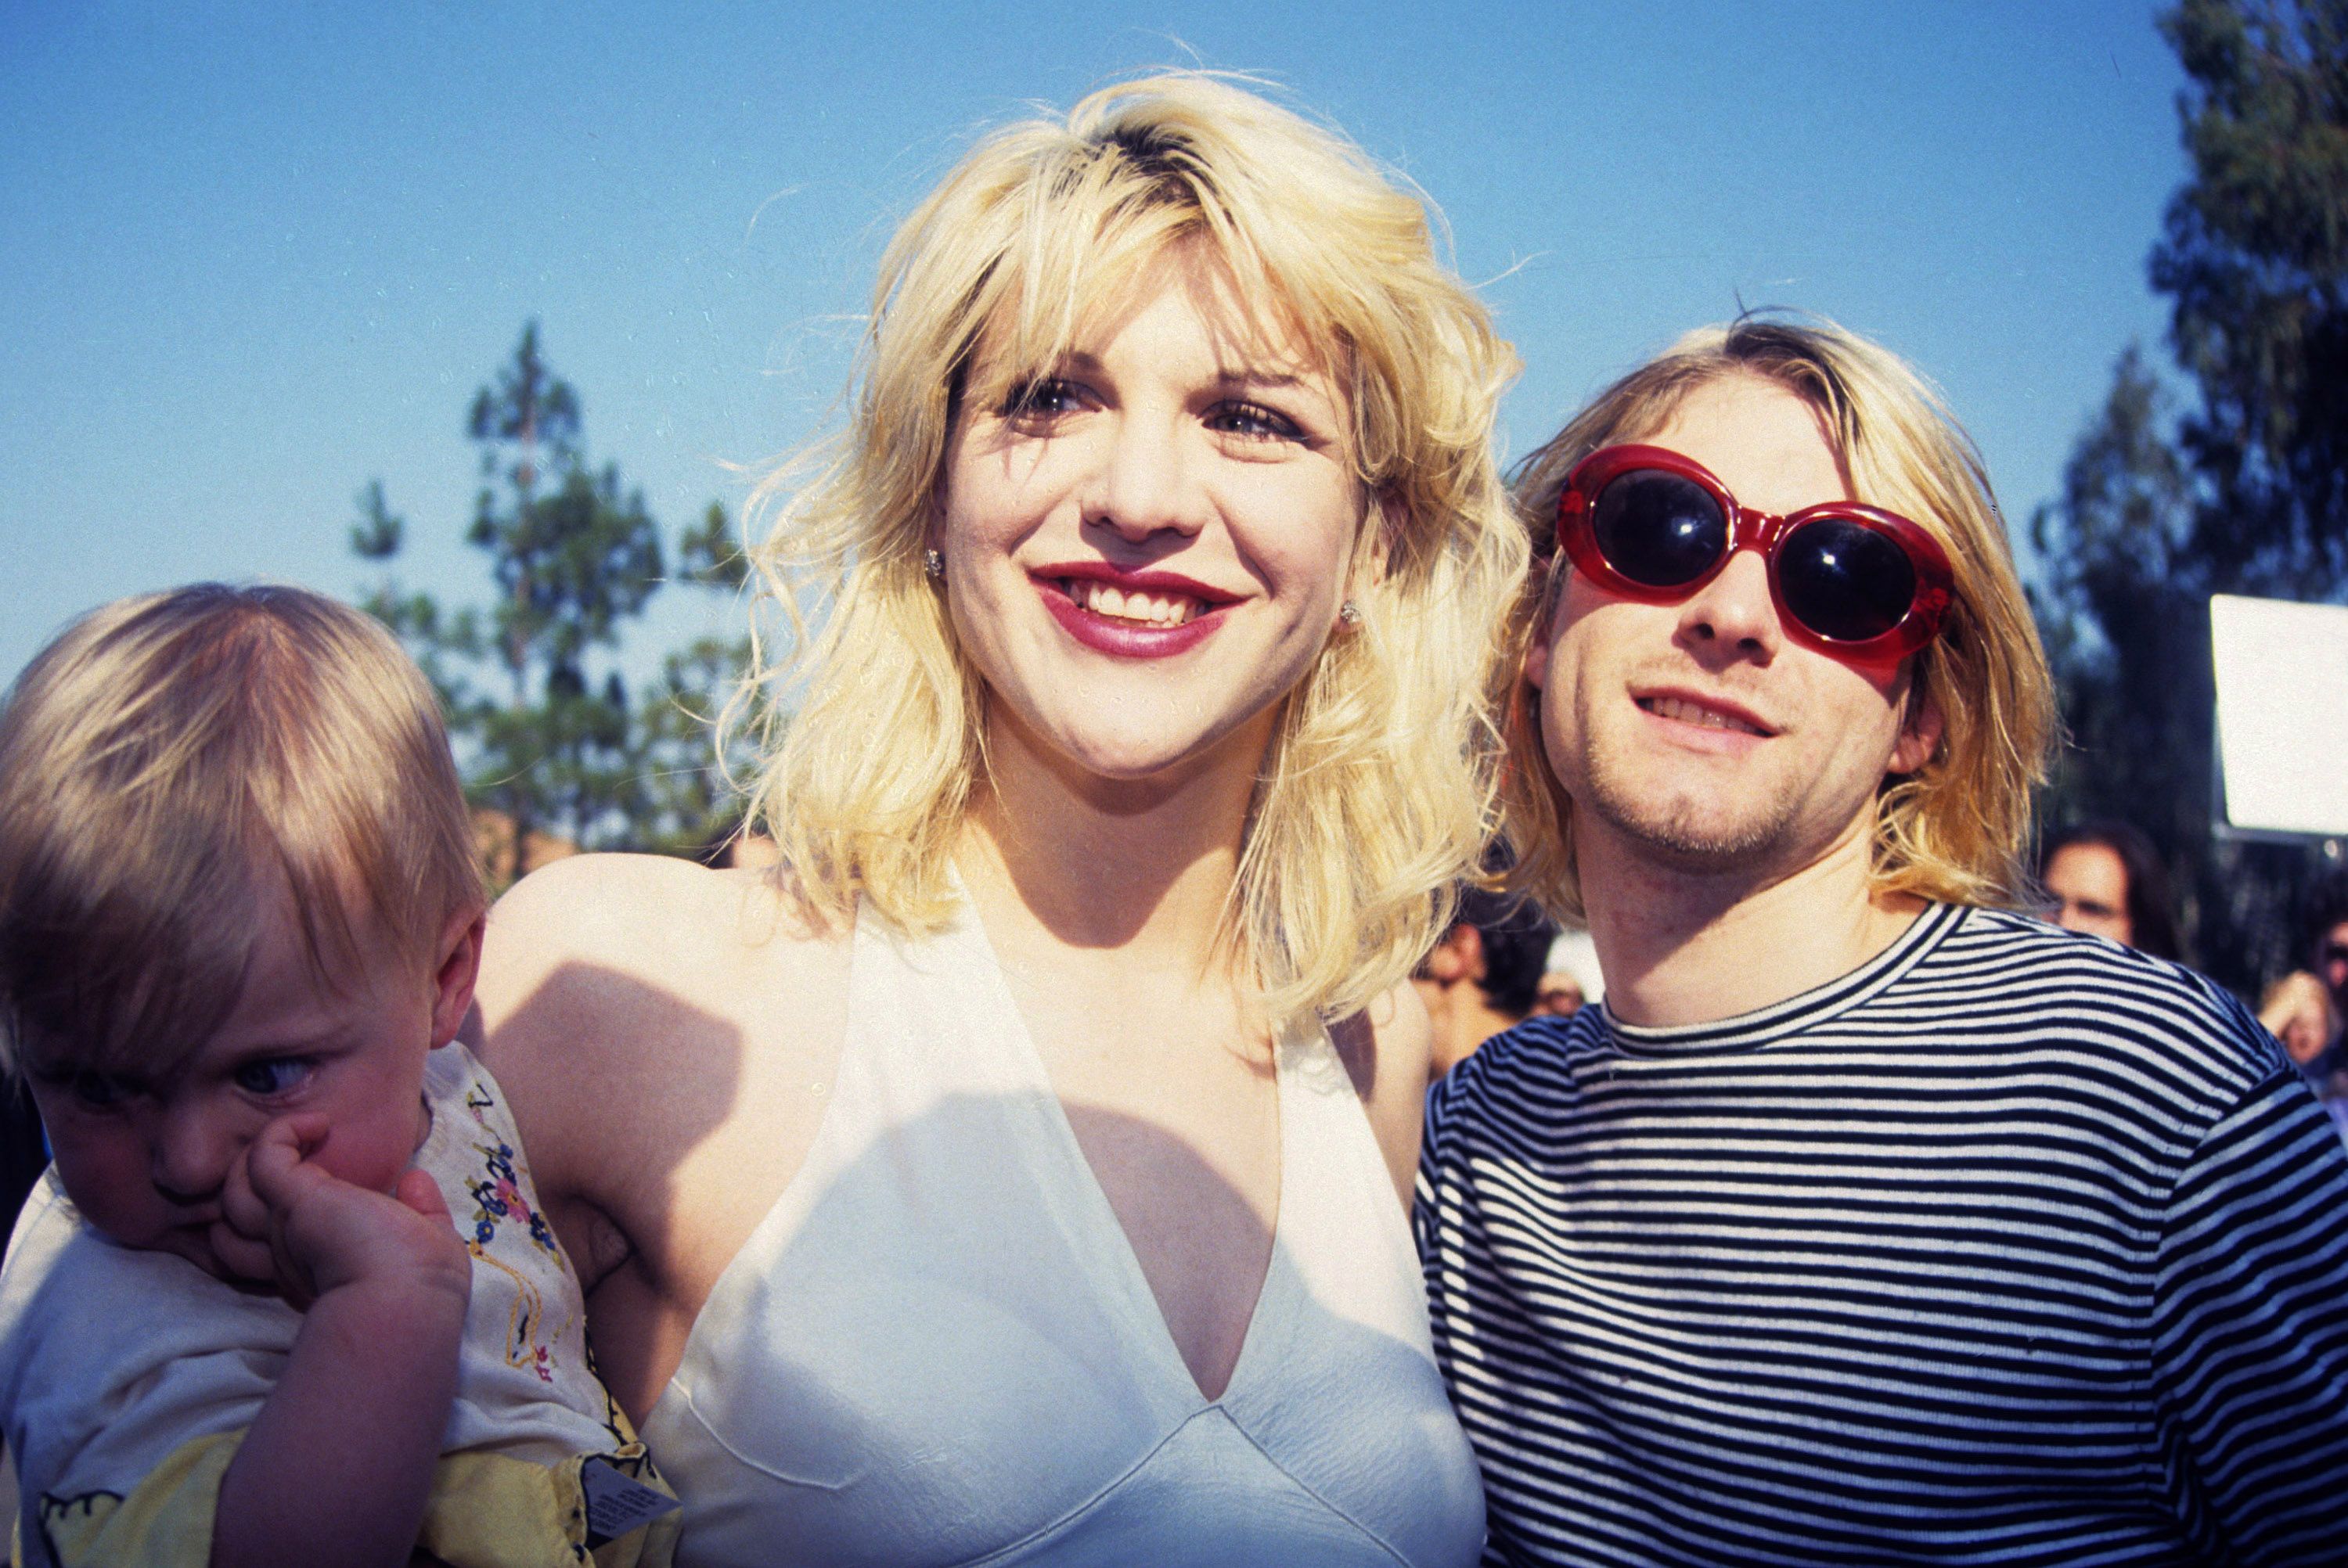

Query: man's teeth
[1641,695,1765,735]
[1066,579,1205,627]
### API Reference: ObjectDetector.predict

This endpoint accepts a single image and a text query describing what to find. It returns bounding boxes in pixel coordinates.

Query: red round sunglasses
[1557,444,1954,663]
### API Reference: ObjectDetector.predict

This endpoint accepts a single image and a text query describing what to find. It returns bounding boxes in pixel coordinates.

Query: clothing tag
[580,1456,681,1545]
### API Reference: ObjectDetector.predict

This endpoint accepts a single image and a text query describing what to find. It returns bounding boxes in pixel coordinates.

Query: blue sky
[2,1,2191,687]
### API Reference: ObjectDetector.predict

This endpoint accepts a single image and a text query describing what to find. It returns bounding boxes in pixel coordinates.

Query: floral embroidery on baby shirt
[462,1081,560,1256]
[456,1074,575,1380]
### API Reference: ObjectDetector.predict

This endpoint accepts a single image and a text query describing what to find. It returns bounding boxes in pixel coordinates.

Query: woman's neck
[957,703,1269,975]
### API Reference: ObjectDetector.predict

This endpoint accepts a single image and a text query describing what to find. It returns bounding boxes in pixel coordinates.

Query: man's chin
[1579,780,1792,873]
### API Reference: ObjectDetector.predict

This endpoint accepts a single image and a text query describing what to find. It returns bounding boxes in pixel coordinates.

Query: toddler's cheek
[46,1151,153,1247]
[309,1115,429,1199]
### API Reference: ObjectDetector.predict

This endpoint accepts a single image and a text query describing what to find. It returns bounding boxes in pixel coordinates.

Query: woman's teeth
[1066,579,1204,627]
[1640,695,1765,735]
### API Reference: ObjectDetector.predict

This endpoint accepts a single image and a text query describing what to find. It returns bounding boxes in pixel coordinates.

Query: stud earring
[923,548,945,581]
[1338,599,1362,626]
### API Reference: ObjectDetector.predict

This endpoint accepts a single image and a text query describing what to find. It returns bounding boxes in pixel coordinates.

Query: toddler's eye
[233,1059,313,1097]
[70,1071,129,1110]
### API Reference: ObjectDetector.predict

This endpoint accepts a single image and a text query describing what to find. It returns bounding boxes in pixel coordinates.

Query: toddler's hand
[215,1116,471,1314]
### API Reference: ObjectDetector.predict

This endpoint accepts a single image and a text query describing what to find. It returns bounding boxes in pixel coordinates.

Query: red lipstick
[1032,561,1238,660]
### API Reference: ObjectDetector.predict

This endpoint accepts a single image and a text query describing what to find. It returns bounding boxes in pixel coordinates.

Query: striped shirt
[1417,904,2348,1566]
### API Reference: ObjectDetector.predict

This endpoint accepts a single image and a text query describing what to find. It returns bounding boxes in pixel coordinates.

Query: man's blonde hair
[732,73,1524,1030]
[0,584,481,1076]
[1504,317,2054,919]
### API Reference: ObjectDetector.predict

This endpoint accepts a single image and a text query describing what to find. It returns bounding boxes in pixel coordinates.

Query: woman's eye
[1209,401,1303,442]
[1001,376,1083,426]
[232,1059,313,1097]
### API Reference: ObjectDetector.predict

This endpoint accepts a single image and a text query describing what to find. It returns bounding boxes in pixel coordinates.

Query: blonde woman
[474,76,1522,1564]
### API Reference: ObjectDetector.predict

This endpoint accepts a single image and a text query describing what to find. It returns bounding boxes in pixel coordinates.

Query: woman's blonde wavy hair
[729,73,1523,1033]
[1503,317,2054,921]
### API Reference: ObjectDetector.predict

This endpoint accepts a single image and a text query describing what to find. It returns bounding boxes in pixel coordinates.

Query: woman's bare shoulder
[472,854,849,1174]
[485,851,823,966]
[481,852,838,1012]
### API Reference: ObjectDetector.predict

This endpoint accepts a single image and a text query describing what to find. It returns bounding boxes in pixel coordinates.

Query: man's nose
[1082,415,1212,542]
[1675,550,1781,660]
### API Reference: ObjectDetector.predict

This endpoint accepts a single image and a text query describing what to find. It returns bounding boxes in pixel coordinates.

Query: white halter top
[639,898,1486,1566]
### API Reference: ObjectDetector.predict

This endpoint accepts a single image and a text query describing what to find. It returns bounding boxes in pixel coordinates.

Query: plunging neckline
[635,889,1492,1568]
[951,893,1294,1408]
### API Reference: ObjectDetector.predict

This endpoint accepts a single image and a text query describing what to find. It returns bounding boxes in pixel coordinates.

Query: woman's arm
[470,851,849,1417]
[1340,980,1439,1209]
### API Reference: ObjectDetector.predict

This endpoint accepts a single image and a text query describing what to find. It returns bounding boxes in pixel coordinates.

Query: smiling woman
[747,78,1524,1023]
[940,252,1363,799]
[472,73,1522,1566]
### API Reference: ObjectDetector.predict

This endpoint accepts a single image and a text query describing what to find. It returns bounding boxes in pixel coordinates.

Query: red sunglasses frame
[1558,444,1955,663]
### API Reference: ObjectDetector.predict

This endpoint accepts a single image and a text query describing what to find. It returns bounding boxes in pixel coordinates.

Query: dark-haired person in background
[1413,889,1556,1080]
[1,1078,41,1235]
[2261,870,2348,1117]
[0,1069,38,1539]
[2039,818,2183,959]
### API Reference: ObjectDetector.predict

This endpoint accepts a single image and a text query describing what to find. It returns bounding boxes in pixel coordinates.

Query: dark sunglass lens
[1778,519,1916,642]
[1591,472,1725,587]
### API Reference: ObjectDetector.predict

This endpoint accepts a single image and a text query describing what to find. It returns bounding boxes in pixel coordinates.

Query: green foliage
[353,325,750,876]
[636,502,760,858]
[351,479,475,715]
[2033,0,2348,993]
[2029,349,2308,987]
[2031,350,2205,864]
[2153,0,2348,595]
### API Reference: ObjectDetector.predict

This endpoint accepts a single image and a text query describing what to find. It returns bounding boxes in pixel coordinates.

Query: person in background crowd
[2261,869,2348,1104]
[1533,927,1605,1018]
[1,1068,41,1548]
[2,1077,43,1237]
[2037,818,2183,959]
[1531,971,1583,1017]
[1417,315,2348,1566]
[1413,888,1556,1079]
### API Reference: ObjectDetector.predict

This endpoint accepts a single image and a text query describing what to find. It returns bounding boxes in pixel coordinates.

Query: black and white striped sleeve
[2149,1063,2348,1564]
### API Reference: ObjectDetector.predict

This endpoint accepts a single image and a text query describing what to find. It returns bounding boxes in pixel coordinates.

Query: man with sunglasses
[1417,318,2348,1566]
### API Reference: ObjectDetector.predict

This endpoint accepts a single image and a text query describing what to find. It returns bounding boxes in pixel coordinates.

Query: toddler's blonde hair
[0,584,481,1075]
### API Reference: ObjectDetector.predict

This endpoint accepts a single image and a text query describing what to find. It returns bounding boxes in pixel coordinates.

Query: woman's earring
[924,548,945,581]
[1338,599,1362,627]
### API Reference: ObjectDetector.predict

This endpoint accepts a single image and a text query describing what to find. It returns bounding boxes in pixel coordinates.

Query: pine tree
[2033,1,2348,990]
[353,324,749,881]
[2153,0,2348,597]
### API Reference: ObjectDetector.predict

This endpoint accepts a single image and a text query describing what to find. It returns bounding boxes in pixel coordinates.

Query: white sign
[2209,593,2348,838]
